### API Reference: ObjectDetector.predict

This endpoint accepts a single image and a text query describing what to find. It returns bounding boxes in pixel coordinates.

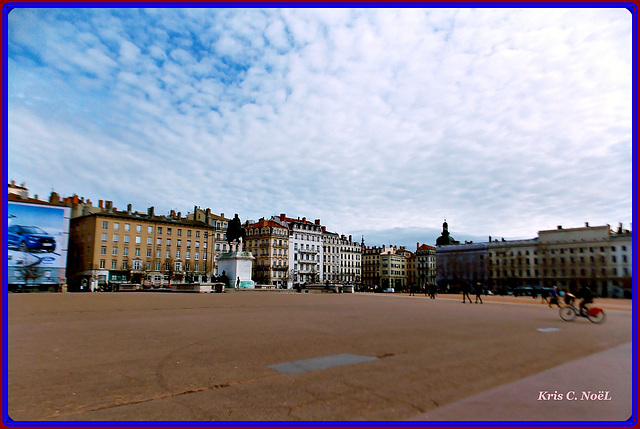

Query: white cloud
[6,8,633,245]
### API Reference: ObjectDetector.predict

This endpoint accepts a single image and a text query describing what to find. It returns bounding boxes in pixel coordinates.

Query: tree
[17,260,40,288]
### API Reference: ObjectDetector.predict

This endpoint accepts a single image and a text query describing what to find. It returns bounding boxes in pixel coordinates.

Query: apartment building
[437,222,633,297]
[362,244,407,290]
[322,228,341,283]
[339,234,362,285]
[277,214,324,287]
[244,218,289,287]
[68,205,217,290]
[416,243,437,287]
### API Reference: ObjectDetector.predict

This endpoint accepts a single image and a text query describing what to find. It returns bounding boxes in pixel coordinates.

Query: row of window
[490,245,628,258]
[489,267,630,278]
[98,260,204,272]
[102,221,207,238]
[100,246,206,260]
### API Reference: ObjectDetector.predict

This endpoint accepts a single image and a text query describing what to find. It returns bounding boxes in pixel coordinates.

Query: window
[155,262,161,271]
[100,246,106,255]
[157,238,161,246]
[147,249,151,257]
[112,260,117,269]
[146,261,151,270]
[195,252,199,260]
[123,248,129,256]
[177,229,182,236]
[156,250,161,258]
[166,239,171,246]
[132,260,142,270]
[177,239,182,247]
[176,250,181,259]
[147,237,152,246]
[102,221,108,229]
[113,234,119,243]
[112,247,118,255]
[136,224,142,233]
[101,233,107,242]
[125,223,130,232]
[135,248,140,256]
[166,251,171,259]
[187,241,191,248]
[148,226,153,234]
[167,228,172,235]
[187,230,192,237]
[114,222,119,231]
[124,235,130,244]
[196,231,200,238]
[100,260,106,268]
[158,227,162,234]
[136,236,141,245]
[186,251,191,259]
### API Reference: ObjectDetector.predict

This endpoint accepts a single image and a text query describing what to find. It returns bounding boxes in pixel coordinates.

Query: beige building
[362,244,407,291]
[244,218,289,287]
[416,243,437,287]
[68,205,218,290]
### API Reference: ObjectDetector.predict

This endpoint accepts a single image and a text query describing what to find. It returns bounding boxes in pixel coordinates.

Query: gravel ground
[6,292,633,421]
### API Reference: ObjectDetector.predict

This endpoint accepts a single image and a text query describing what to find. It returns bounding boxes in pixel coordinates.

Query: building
[68,204,217,290]
[437,222,633,297]
[362,243,407,291]
[416,243,437,288]
[322,228,341,283]
[244,218,289,287]
[184,206,230,272]
[339,234,361,285]
[277,214,324,287]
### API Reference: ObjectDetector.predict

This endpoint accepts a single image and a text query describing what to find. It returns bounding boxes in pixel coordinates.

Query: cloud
[7,8,633,246]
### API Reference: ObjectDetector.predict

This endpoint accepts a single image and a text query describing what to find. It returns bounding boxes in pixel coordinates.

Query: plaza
[6,292,634,422]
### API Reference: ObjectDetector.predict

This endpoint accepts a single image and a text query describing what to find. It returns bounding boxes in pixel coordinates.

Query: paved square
[6,292,633,421]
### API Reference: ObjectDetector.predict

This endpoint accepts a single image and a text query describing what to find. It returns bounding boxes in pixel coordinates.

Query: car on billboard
[8,225,57,253]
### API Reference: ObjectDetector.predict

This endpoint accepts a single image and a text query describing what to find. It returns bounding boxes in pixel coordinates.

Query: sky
[6,7,634,249]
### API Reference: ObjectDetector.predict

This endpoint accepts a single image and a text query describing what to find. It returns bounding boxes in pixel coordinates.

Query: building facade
[244,218,289,287]
[277,214,324,287]
[437,222,633,297]
[416,243,437,288]
[339,234,362,285]
[68,206,217,290]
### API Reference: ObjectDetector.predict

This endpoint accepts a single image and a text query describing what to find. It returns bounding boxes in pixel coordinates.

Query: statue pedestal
[218,251,255,289]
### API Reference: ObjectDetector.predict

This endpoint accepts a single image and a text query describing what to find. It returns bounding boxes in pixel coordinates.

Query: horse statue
[226,213,246,248]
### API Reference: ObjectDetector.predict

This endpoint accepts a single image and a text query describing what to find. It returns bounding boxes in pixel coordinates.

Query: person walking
[548,286,561,308]
[235,277,241,290]
[462,282,473,303]
[474,283,484,304]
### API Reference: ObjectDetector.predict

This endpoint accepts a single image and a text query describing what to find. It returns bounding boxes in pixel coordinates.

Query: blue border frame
[2,3,637,428]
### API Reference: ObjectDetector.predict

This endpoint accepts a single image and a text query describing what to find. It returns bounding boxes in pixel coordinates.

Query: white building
[339,234,362,285]
[276,214,324,287]
[322,228,341,283]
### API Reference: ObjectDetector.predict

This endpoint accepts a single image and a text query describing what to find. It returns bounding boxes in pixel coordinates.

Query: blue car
[8,225,56,253]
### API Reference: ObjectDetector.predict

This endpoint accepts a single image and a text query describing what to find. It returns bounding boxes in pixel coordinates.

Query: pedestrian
[236,277,241,290]
[549,286,561,308]
[540,287,549,304]
[462,282,473,303]
[474,283,483,304]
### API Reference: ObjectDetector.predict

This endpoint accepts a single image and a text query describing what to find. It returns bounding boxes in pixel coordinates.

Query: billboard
[7,201,71,288]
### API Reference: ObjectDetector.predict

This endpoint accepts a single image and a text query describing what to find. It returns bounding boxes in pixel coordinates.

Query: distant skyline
[6,8,634,249]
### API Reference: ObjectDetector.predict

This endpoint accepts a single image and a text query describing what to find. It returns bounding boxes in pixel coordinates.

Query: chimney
[99,200,104,209]
[127,204,132,214]
[302,217,306,222]
[315,219,321,225]
[585,222,589,227]
[349,235,352,242]
[171,209,176,218]
[206,208,211,219]
[322,226,326,232]
[86,199,92,206]
[489,236,492,243]
[49,192,60,204]
[177,212,181,219]
[221,213,225,219]
[148,206,155,217]
[618,223,623,234]
[280,213,286,221]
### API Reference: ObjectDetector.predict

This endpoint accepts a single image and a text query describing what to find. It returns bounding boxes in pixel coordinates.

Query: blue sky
[6,7,634,248]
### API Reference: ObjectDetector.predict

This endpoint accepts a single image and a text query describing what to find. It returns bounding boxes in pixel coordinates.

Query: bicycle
[559,303,606,324]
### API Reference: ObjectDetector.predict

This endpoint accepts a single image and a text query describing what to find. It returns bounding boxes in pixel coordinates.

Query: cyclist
[578,284,594,317]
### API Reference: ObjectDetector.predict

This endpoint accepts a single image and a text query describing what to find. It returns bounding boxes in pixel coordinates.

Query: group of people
[461,282,484,304]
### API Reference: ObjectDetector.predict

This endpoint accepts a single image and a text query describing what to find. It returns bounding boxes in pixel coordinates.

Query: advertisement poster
[7,201,70,288]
